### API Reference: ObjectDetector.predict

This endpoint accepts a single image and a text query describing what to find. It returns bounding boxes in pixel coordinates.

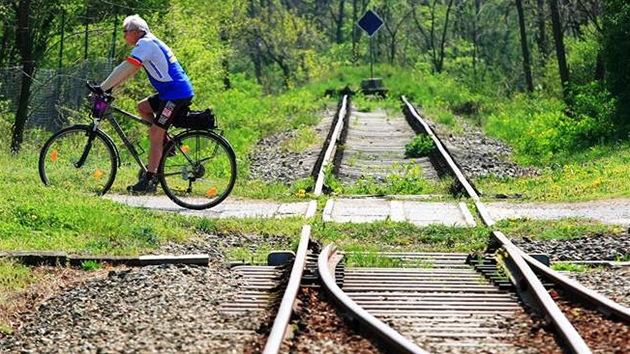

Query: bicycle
[38,83,237,210]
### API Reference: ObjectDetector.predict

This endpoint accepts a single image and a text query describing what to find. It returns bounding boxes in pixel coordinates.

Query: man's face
[123,29,143,46]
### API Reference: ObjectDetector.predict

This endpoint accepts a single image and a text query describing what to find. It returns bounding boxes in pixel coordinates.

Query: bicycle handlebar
[86,82,114,101]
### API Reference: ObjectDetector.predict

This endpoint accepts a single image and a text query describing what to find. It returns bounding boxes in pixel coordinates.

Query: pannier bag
[91,95,109,118]
[172,108,216,129]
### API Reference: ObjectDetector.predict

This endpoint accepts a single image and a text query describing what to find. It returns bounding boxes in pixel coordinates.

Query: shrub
[405,134,435,158]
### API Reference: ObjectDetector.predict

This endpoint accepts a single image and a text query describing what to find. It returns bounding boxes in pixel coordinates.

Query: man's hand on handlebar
[92,85,105,96]
[87,82,113,97]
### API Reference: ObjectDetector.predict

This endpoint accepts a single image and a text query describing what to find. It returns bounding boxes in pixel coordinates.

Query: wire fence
[0,60,113,132]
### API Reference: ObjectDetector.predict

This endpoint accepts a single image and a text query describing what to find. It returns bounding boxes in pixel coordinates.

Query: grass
[80,260,101,271]
[0,260,33,294]
[312,221,492,253]
[494,218,625,241]
[2,64,630,333]
[551,263,588,272]
[343,252,436,268]
[475,143,630,201]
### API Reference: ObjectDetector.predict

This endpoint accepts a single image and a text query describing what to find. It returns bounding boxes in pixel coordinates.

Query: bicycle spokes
[39,126,118,196]
[159,131,236,210]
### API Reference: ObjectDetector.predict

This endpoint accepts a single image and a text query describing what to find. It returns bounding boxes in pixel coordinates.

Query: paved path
[106,195,630,227]
[484,198,630,226]
[106,195,311,219]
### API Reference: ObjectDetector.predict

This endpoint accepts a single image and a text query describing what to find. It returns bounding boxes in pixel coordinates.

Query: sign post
[357,10,386,96]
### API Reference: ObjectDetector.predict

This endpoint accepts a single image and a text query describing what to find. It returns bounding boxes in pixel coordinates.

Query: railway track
[238,94,630,353]
[3,94,630,353]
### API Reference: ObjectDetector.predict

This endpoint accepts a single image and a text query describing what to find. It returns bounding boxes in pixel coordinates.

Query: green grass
[0,152,304,257]
[312,221,492,253]
[494,218,625,241]
[0,259,33,294]
[551,263,588,272]
[475,143,630,201]
[343,252,436,268]
[2,64,630,333]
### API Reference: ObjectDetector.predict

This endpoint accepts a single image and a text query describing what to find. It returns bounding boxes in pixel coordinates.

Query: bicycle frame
[88,102,209,176]
[98,106,152,174]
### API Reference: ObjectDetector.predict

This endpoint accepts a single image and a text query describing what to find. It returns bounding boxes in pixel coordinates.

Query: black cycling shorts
[148,94,192,129]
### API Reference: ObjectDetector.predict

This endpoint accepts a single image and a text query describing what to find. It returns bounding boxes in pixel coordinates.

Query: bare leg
[137,98,164,175]
[137,98,154,122]
[148,125,166,174]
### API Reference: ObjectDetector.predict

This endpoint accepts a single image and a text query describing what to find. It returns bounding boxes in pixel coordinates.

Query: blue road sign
[357,10,384,37]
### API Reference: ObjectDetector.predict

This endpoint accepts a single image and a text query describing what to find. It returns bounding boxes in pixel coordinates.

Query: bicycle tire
[39,125,118,196]
[158,130,237,210]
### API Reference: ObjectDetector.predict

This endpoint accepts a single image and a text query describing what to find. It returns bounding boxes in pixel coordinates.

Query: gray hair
[123,14,150,33]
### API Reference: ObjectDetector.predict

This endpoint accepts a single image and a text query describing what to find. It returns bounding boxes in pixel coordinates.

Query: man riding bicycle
[96,14,194,194]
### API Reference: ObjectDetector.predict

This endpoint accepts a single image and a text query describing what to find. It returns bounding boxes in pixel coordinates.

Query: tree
[11,0,60,153]
[602,0,630,127]
[515,0,534,92]
[535,0,549,66]
[549,0,570,101]
[379,0,413,64]
[412,0,456,73]
[240,0,325,91]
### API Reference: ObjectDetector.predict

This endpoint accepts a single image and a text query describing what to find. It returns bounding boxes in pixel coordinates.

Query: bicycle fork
[75,123,100,168]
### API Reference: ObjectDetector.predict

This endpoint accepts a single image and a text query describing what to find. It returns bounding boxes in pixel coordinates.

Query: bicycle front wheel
[159,130,237,210]
[39,125,118,196]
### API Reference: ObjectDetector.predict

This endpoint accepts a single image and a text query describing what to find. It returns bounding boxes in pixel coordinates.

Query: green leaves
[404,134,435,158]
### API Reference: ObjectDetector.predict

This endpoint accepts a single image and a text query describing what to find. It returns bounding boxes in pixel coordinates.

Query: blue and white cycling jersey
[127,33,194,101]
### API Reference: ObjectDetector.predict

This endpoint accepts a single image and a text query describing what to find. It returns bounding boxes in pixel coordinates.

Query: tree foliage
[1,0,629,151]
[602,0,630,128]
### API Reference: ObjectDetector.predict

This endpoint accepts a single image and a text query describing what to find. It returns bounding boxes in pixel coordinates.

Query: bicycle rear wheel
[39,125,118,196]
[159,130,237,210]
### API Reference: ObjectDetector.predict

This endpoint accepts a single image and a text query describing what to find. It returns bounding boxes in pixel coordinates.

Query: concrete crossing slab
[105,194,630,227]
[323,197,474,227]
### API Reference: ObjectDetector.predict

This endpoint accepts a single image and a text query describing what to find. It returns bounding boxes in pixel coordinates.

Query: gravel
[432,118,540,179]
[513,234,630,262]
[0,233,285,354]
[247,110,334,185]
[2,106,630,353]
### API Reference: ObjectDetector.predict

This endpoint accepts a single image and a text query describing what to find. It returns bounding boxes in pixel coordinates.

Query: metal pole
[84,1,89,60]
[370,36,374,78]
[56,11,65,127]
[110,16,118,67]
[58,11,65,71]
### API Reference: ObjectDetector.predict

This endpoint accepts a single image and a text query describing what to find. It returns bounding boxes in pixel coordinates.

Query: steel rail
[491,231,592,354]
[262,226,311,354]
[317,243,430,354]
[401,96,596,354]
[313,95,348,196]
[519,248,630,322]
[401,96,479,201]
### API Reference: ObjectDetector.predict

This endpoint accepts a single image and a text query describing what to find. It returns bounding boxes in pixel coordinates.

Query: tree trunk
[594,51,605,82]
[549,0,570,101]
[0,20,11,67]
[516,0,534,92]
[220,31,231,90]
[335,0,345,44]
[11,0,33,154]
[472,0,482,76]
[351,0,360,63]
[436,0,455,73]
[536,0,549,66]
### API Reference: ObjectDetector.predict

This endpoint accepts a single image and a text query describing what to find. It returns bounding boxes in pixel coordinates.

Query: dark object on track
[361,78,388,97]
